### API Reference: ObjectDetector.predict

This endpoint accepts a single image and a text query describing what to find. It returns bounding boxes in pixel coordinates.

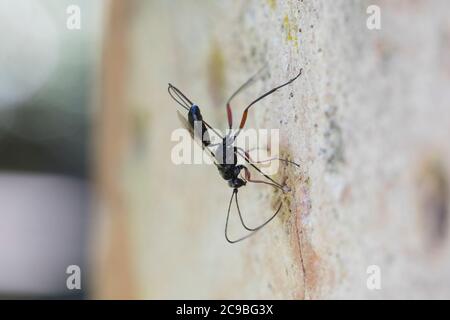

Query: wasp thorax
[215,137,236,165]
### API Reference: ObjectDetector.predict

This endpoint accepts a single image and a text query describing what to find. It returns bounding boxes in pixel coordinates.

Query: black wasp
[168,68,302,243]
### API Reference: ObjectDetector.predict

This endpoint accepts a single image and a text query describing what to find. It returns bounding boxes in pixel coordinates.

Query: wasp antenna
[235,189,282,232]
[224,189,283,244]
[225,190,256,244]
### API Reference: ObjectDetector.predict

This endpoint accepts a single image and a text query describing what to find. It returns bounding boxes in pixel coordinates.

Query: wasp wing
[176,110,195,139]
[176,110,218,165]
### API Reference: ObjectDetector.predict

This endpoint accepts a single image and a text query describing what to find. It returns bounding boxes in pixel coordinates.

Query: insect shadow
[168,67,302,243]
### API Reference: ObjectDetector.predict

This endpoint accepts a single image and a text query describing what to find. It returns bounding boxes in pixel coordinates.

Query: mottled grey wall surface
[102,0,450,299]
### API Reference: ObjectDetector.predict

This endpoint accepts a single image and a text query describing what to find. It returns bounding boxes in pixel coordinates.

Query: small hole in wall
[416,158,449,249]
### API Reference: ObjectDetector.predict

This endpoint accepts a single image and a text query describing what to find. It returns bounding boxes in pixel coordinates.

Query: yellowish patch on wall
[283,15,299,49]
[208,42,226,108]
[267,0,276,10]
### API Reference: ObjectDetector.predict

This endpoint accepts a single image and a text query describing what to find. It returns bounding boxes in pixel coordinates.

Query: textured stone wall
[97,0,450,299]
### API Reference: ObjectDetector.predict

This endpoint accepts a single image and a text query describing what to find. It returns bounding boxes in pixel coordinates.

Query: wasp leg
[234,69,303,138]
[235,150,286,191]
[236,147,300,168]
[225,66,267,129]
[241,165,284,190]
